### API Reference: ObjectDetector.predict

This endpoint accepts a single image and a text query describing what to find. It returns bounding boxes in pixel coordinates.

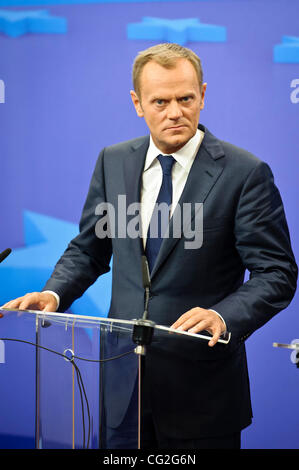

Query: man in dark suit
[3,43,297,449]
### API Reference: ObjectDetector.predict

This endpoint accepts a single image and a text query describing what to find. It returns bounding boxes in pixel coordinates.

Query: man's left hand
[170,307,226,347]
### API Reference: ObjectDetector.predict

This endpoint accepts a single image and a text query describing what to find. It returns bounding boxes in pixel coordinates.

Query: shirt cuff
[42,290,60,311]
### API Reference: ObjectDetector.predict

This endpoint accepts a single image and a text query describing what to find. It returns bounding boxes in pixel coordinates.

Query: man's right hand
[1,292,58,313]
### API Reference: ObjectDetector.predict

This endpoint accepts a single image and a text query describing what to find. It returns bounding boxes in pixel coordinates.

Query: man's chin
[161,136,190,153]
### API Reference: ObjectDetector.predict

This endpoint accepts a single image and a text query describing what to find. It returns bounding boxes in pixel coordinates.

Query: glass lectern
[0,309,230,449]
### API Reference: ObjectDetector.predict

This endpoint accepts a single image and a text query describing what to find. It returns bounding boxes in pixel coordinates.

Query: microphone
[141,255,151,321]
[0,248,12,264]
[132,255,155,355]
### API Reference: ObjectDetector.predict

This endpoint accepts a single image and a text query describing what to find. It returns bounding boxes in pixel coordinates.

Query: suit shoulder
[220,140,262,168]
[219,139,274,186]
[203,126,265,174]
[103,136,149,158]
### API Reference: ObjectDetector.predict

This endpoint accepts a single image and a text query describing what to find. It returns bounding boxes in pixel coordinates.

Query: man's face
[130,58,206,154]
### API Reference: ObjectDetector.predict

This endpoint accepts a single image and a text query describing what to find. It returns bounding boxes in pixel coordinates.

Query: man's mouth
[165,125,186,131]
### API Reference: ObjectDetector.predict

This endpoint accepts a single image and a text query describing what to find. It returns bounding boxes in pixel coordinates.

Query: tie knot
[157,154,175,176]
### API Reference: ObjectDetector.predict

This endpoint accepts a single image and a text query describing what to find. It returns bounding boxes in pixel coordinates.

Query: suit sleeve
[42,149,113,312]
[210,161,298,342]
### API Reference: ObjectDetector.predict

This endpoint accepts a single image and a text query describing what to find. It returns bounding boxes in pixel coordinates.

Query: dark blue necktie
[145,154,175,272]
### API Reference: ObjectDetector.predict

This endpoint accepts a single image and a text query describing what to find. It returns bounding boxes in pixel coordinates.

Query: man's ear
[130,90,144,117]
[200,83,207,111]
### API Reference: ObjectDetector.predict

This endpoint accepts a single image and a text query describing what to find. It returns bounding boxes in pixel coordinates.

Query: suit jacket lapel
[123,137,149,208]
[123,136,149,260]
[150,127,226,279]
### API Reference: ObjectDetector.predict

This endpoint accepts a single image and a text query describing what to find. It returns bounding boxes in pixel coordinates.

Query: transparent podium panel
[0,309,37,448]
[0,310,140,449]
[0,309,230,449]
[35,312,139,449]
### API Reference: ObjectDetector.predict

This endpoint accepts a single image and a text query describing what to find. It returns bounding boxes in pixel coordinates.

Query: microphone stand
[132,256,155,356]
[131,255,156,450]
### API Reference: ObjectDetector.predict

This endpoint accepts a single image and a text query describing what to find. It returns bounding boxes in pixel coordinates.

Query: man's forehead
[139,59,199,91]
[148,88,198,100]
[141,57,194,76]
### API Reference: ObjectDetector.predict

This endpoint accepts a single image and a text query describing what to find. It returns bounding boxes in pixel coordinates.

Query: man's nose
[167,100,183,120]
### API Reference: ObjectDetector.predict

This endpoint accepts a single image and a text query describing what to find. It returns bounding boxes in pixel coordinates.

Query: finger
[43,302,57,312]
[208,326,222,347]
[1,299,20,308]
[180,318,209,333]
[1,298,23,310]
[18,299,33,310]
[175,311,208,332]
[171,315,189,330]
[18,293,40,311]
[171,308,200,329]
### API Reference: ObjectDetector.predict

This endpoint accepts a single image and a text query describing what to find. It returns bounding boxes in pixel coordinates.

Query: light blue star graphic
[274,36,299,63]
[0,211,112,318]
[0,9,67,37]
[127,16,226,45]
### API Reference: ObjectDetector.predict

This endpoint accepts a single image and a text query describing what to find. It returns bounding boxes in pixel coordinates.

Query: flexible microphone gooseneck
[141,255,151,321]
[132,255,155,356]
[0,248,12,264]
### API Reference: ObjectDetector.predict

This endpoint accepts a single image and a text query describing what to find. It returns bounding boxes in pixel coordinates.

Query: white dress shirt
[45,128,226,333]
[140,129,204,248]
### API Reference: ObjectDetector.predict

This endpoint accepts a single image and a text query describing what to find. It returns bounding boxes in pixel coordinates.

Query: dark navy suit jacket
[43,125,297,439]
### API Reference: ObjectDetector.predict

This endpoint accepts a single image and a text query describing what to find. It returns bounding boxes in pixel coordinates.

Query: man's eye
[156,99,165,105]
[181,96,191,102]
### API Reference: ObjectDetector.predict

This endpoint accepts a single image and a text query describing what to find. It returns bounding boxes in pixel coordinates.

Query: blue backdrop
[0,0,298,449]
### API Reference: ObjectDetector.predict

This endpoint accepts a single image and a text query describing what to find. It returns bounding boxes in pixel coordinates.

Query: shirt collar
[144,128,204,171]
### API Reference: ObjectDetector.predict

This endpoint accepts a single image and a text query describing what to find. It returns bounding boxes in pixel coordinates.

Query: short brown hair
[132,43,203,97]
